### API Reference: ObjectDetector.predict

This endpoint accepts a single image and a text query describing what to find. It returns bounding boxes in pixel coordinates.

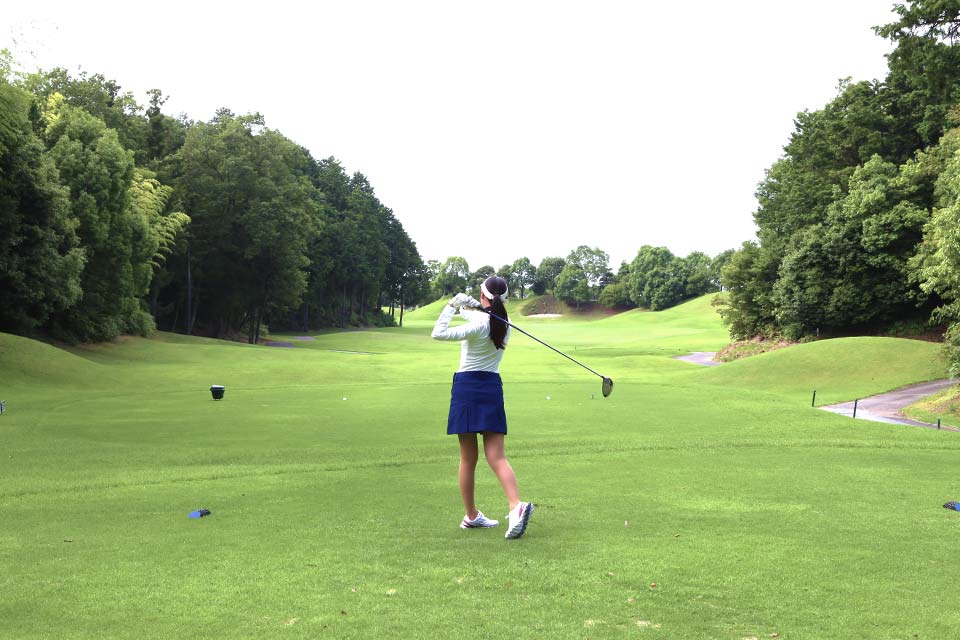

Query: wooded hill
[715,0,960,375]
[0,63,426,344]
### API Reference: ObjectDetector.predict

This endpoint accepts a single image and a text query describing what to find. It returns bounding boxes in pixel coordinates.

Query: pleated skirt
[447,371,507,435]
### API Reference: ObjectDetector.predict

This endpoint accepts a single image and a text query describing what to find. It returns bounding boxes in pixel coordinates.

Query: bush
[598,282,634,309]
[124,308,157,337]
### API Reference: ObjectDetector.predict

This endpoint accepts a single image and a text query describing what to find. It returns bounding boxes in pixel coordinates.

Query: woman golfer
[432,275,534,539]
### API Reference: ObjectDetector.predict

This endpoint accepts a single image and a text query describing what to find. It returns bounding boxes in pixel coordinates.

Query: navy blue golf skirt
[447,371,508,435]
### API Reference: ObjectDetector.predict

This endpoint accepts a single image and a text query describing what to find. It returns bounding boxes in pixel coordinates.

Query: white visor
[481,281,508,302]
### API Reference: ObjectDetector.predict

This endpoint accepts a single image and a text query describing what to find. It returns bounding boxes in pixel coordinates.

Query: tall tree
[566,245,609,295]
[532,256,566,295]
[469,265,496,297]
[911,126,960,373]
[0,81,85,333]
[432,256,470,296]
[43,101,154,341]
[498,264,515,296]
[716,241,781,339]
[627,245,685,310]
[772,154,929,338]
[23,68,148,161]
[510,257,535,299]
[175,112,319,342]
[126,169,190,305]
[710,249,736,290]
[554,263,590,308]
[683,251,714,298]
[877,0,960,146]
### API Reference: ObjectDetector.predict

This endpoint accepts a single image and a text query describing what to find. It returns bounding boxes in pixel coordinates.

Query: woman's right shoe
[504,502,534,539]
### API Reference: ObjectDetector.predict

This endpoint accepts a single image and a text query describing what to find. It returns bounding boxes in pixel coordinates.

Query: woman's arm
[432,304,484,341]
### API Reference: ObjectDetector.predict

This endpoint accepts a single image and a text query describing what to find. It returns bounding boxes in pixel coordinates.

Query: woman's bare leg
[458,433,480,519]
[482,432,520,510]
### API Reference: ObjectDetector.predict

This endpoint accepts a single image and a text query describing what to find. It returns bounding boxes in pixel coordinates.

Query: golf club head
[601,377,614,398]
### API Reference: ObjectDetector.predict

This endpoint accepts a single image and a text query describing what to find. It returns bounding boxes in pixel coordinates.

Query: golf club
[466,300,613,397]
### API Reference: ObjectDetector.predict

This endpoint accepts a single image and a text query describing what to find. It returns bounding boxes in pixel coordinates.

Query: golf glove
[448,293,481,309]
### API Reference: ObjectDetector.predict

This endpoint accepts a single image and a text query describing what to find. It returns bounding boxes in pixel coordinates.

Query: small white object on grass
[546,396,551,400]
[342,397,348,401]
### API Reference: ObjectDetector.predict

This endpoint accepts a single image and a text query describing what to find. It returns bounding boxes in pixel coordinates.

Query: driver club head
[601,377,614,398]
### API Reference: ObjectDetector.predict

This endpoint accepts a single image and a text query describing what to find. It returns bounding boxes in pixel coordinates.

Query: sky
[4,1,897,272]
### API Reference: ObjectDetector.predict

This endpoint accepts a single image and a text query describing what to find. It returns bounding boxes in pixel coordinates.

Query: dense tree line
[427,245,734,311]
[0,60,425,343]
[714,0,960,377]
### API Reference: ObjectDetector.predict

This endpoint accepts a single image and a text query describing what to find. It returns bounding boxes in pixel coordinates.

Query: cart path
[673,351,722,366]
[818,379,958,431]
[674,351,957,431]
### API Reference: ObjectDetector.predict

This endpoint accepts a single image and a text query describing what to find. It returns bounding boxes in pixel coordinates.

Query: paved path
[673,350,957,431]
[819,379,958,431]
[674,352,722,366]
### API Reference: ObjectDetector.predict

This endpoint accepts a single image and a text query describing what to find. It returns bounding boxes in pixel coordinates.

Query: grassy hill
[0,332,123,392]
[1,297,958,639]
[699,335,946,405]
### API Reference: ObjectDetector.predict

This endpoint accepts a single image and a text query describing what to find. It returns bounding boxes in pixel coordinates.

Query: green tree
[773,155,930,338]
[627,245,686,310]
[0,49,16,83]
[23,68,148,161]
[0,81,85,333]
[554,263,590,308]
[394,257,429,326]
[380,208,423,324]
[43,101,152,341]
[469,265,496,297]
[533,256,566,295]
[715,242,781,339]
[126,169,190,324]
[711,249,736,290]
[510,257,535,299]
[598,281,633,308]
[432,256,470,297]
[143,88,187,168]
[911,126,960,373]
[877,0,960,146]
[175,112,320,342]
[724,15,957,340]
[313,166,420,327]
[498,264,515,297]
[566,245,609,295]
[683,251,714,297]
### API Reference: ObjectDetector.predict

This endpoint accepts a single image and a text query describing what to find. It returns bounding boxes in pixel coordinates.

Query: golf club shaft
[485,311,606,380]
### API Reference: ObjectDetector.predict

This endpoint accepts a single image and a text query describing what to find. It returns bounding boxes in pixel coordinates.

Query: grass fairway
[2,295,959,639]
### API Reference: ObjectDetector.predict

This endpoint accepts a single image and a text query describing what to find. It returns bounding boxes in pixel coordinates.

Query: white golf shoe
[460,511,499,529]
[504,501,534,539]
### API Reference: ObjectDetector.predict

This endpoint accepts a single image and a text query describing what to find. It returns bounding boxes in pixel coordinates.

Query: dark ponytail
[488,296,509,350]
[482,276,509,350]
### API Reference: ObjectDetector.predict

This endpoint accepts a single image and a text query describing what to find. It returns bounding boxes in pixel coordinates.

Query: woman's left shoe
[460,511,500,529]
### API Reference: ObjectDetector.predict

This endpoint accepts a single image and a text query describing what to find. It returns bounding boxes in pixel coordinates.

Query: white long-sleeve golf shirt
[431,305,510,373]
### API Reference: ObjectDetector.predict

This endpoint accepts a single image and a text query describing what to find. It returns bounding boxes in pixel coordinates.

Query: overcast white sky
[4,1,897,272]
